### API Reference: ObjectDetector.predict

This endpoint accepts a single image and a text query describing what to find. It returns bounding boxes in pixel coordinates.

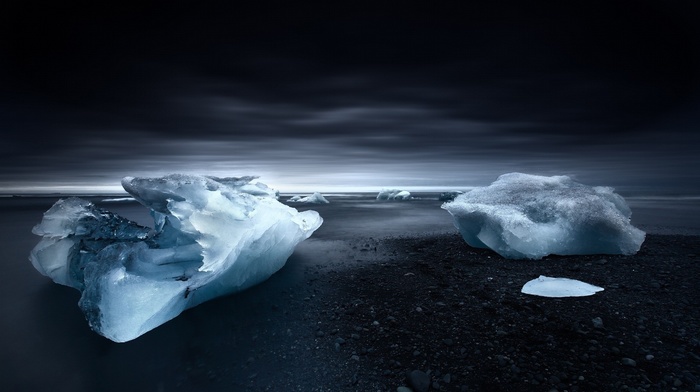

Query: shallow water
[0,194,697,391]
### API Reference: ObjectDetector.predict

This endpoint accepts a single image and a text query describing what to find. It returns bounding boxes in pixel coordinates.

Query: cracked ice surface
[29,174,322,342]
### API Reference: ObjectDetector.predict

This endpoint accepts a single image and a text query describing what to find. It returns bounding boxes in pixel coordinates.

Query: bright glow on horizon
[0,184,127,195]
[3,178,700,198]
[2,167,695,197]
[2,182,699,202]
[0,183,476,195]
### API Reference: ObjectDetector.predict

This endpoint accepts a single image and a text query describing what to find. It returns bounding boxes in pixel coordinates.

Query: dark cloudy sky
[2,1,700,194]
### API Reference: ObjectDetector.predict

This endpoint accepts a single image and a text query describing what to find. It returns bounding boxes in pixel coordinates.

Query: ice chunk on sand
[441,173,645,259]
[287,192,329,204]
[522,276,604,297]
[377,189,411,200]
[29,174,322,342]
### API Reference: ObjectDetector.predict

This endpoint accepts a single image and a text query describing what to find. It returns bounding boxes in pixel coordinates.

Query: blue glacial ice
[287,192,330,204]
[29,174,322,342]
[376,189,411,200]
[441,173,645,259]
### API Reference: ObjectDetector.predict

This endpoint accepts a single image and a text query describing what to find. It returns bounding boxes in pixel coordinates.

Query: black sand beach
[2,197,699,392]
[136,233,699,392]
[303,233,700,392]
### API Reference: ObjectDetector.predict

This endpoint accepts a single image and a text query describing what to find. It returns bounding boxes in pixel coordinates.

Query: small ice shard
[287,192,329,204]
[377,189,411,200]
[441,172,646,259]
[29,174,322,342]
[521,275,604,297]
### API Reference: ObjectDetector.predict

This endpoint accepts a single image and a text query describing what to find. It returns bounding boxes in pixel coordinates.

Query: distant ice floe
[522,276,604,297]
[101,197,136,203]
[442,172,646,259]
[377,189,411,200]
[438,191,464,202]
[288,192,330,204]
[29,174,321,342]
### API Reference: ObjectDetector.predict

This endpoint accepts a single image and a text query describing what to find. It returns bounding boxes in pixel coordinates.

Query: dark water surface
[0,194,697,391]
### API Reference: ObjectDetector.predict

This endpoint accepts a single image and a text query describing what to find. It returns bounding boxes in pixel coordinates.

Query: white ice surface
[521,275,604,297]
[441,173,646,259]
[288,192,329,204]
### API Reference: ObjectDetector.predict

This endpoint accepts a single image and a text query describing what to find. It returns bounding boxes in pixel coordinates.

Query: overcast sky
[2,1,700,194]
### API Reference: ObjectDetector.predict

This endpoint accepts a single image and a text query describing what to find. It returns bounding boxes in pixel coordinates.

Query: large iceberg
[29,174,322,342]
[377,189,411,200]
[287,192,330,204]
[441,173,645,259]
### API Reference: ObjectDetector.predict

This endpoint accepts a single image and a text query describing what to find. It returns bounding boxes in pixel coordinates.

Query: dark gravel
[159,233,699,392]
[304,233,700,392]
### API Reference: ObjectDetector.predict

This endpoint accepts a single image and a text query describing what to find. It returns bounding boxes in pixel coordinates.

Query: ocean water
[0,194,697,391]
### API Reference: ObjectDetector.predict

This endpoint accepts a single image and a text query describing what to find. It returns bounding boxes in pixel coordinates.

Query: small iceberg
[442,173,645,259]
[377,189,411,200]
[288,192,330,204]
[521,275,604,298]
